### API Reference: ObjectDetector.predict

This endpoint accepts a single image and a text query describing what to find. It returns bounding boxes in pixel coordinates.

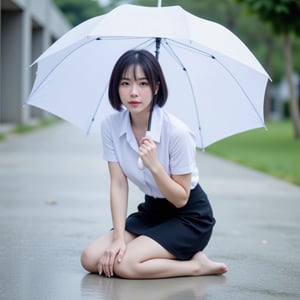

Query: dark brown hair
[108,50,168,111]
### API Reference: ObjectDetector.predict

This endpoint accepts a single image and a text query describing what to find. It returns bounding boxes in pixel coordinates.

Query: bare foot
[192,252,228,276]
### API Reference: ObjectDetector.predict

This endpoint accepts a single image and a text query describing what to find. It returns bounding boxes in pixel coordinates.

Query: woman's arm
[108,161,128,240]
[98,161,128,277]
[152,166,191,208]
[138,137,191,208]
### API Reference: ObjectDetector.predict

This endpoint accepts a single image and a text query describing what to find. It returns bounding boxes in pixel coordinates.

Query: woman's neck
[130,112,150,143]
[130,111,150,132]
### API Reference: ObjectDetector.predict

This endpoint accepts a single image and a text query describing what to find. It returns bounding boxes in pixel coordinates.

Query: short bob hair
[108,49,168,111]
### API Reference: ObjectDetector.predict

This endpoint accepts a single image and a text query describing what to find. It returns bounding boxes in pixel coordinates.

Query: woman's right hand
[98,238,126,277]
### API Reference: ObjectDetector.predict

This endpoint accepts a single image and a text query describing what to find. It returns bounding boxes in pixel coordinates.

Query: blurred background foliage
[54,0,105,26]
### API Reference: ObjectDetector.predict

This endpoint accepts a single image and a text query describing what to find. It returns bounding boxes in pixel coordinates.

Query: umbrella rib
[85,37,157,134]
[168,38,266,128]
[215,58,266,128]
[86,82,109,136]
[31,37,154,100]
[133,38,157,51]
[165,39,266,141]
[163,40,205,149]
[167,39,214,59]
[29,38,97,98]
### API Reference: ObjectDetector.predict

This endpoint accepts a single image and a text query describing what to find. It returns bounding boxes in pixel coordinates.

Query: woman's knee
[81,232,114,273]
[81,247,98,273]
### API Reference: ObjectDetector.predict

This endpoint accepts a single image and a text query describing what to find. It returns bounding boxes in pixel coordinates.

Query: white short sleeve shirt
[101,106,199,198]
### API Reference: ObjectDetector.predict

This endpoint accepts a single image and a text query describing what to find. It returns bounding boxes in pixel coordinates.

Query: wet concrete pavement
[0,122,299,300]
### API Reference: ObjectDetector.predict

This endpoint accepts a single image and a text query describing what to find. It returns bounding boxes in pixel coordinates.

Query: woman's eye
[140,81,149,86]
[120,81,129,86]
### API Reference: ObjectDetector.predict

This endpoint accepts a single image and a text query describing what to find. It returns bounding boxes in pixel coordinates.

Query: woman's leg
[81,230,136,273]
[114,235,228,279]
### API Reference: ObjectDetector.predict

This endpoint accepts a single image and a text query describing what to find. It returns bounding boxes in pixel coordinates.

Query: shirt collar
[119,106,163,143]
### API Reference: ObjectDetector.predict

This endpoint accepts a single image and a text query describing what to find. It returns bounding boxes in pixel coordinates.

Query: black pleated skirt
[125,184,215,260]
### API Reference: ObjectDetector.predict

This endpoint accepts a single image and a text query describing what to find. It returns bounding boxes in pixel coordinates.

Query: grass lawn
[206,120,300,186]
[0,118,60,142]
[12,118,60,134]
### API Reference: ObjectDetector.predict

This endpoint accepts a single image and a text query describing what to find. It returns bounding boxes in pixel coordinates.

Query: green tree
[54,0,104,26]
[235,0,300,138]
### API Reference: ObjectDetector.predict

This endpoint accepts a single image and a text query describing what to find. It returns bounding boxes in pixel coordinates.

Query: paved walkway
[0,122,299,300]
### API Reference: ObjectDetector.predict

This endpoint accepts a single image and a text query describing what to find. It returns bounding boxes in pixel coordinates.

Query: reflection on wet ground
[81,274,227,300]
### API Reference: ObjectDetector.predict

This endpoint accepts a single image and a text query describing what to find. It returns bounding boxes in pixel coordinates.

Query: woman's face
[118,64,158,116]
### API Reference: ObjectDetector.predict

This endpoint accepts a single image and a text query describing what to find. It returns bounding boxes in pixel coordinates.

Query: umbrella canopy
[27,4,270,149]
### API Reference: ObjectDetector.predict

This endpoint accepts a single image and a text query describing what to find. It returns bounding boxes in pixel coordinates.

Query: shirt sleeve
[169,125,196,175]
[101,116,119,162]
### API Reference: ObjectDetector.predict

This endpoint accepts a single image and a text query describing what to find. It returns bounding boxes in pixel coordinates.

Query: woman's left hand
[138,136,159,171]
[98,238,126,278]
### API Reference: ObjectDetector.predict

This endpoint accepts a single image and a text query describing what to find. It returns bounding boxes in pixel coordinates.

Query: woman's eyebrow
[120,76,148,81]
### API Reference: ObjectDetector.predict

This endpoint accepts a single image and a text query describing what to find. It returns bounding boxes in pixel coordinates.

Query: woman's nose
[130,83,138,96]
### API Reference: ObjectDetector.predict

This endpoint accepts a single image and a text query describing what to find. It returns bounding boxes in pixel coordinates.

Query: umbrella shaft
[147,107,153,131]
[146,37,162,132]
[155,38,161,60]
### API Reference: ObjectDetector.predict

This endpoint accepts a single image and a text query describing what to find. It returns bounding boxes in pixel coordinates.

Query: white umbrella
[27,4,270,149]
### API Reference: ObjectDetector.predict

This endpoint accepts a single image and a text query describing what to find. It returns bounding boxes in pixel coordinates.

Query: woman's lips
[128,101,141,107]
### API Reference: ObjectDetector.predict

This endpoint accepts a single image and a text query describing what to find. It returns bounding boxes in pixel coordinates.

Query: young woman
[81,50,228,279]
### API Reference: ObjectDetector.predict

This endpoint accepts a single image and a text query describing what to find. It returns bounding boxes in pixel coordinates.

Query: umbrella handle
[137,157,144,170]
[137,131,151,170]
